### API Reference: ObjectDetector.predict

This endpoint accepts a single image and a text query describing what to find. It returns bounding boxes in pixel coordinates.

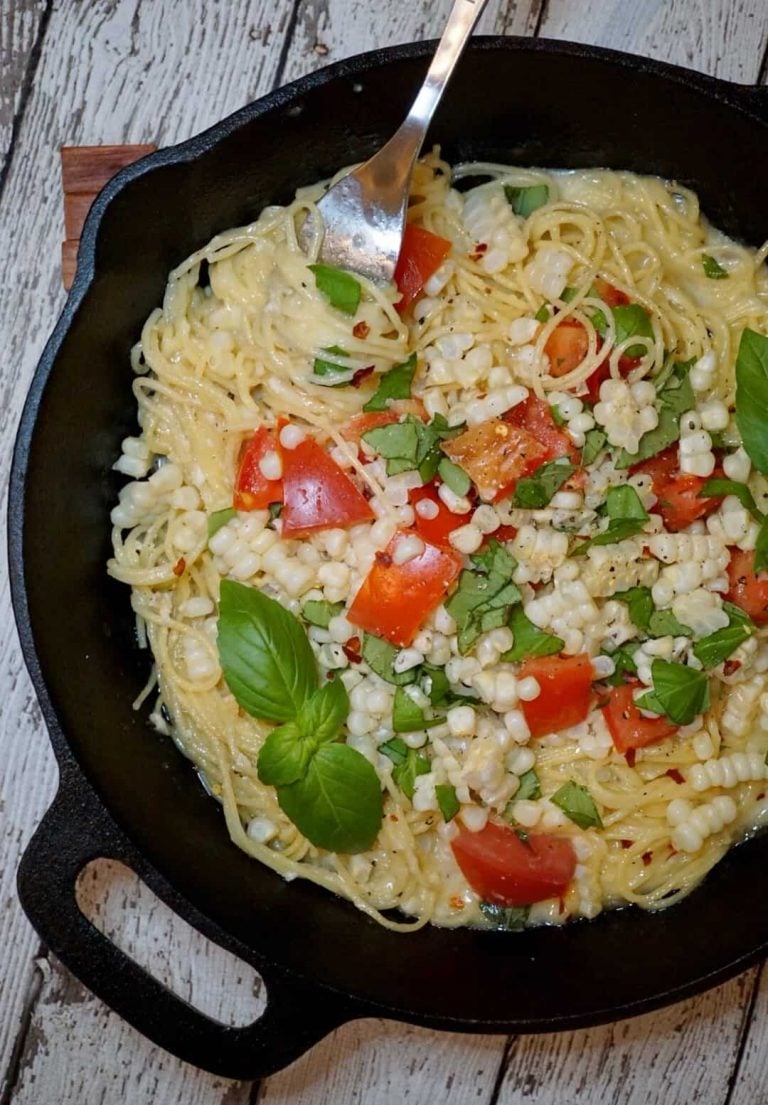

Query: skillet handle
[732,83,768,125]
[17,779,354,1080]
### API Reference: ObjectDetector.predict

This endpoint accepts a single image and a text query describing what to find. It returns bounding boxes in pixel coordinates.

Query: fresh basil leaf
[363,353,417,413]
[735,328,768,475]
[700,478,763,522]
[311,358,355,387]
[550,404,566,428]
[422,664,479,708]
[277,742,382,853]
[606,485,649,521]
[392,748,431,800]
[362,634,419,686]
[516,768,541,802]
[208,507,236,538]
[296,676,349,743]
[617,359,694,468]
[479,900,529,931]
[435,783,460,822]
[635,660,710,725]
[693,603,754,668]
[218,580,317,723]
[308,263,361,316]
[393,686,436,733]
[561,285,578,303]
[647,609,692,638]
[302,599,344,629]
[438,456,471,497]
[363,414,459,480]
[504,183,549,218]
[551,780,603,829]
[379,736,409,766]
[535,304,550,323]
[257,721,316,787]
[606,641,640,685]
[612,303,654,358]
[582,429,606,466]
[511,457,576,509]
[702,254,728,279]
[446,540,522,653]
[755,514,768,573]
[503,606,563,662]
[615,586,653,633]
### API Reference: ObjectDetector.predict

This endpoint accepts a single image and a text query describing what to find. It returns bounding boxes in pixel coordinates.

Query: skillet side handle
[17,782,353,1080]
[731,83,768,125]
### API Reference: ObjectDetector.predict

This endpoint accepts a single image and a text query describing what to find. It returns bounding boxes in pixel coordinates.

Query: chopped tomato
[234,426,283,511]
[394,223,452,313]
[519,653,594,738]
[441,418,547,502]
[544,318,589,378]
[451,821,577,907]
[504,396,579,465]
[347,532,461,647]
[633,446,723,532]
[409,482,468,548]
[602,684,678,754]
[727,548,768,625]
[491,524,518,543]
[280,437,374,538]
[593,277,630,308]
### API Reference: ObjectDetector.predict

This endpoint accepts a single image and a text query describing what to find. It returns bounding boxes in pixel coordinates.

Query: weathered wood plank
[496,973,758,1105]
[729,962,768,1105]
[0,0,294,1099]
[541,0,768,82]
[0,0,47,173]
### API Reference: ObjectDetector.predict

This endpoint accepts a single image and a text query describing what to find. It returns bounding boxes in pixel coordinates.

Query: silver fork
[301,0,490,284]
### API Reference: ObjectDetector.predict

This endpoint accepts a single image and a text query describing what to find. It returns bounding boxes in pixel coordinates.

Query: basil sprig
[504,183,549,218]
[511,457,576,509]
[362,413,462,482]
[735,328,768,475]
[693,602,754,668]
[503,606,563,662]
[635,659,710,725]
[208,507,236,538]
[218,581,382,852]
[308,263,361,315]
[573,485,648,554]
[446,540,522,653]
[551,780,603,829]
[699,478,763,522]
[617,358,694,468]
[363,353,417,413]
[702,254,728,279]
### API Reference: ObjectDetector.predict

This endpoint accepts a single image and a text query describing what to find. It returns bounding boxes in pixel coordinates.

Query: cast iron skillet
[9,37,768,1080]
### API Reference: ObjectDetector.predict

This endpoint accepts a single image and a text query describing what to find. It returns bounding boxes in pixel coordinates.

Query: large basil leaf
[735,328,768,475]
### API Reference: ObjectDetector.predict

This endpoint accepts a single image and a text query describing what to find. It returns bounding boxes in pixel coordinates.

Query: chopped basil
[693,602,754,668]
[699,478,763,522]
[208,507,236,537]
[511,457,576,509]
[549,404,566,428]
[438,456,471,497]
[302,599,344,629]
[446,540,522,654]
[504,183,549,218]
[422,664,479,708]
[615,586,654,633]
[755,515,768,573]
[435,783,460,822]
[515,768,541,802]
[502,605,564,662]
[612,303,654,358]
[635,660,710,725]
[735,329,768,475]
[312,346,356,386]
[648,609,693,638]
[617,358,694,468]
[605,641,640,685]
[535,304,550,323]
[702,254,728,279]
[362,633,419,686]
[392,686,437,733]
[362,353,417,413]
[308,263,361,315]
[379,736,409,766]
[551,780,603,829]
[573,485,648,554]
[362,413,461,481]
[479,900,529,931]
[582,428,607,467]
[392,747,431,800]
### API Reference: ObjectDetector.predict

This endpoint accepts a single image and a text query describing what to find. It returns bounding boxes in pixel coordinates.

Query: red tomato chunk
[347,533,461,647]
[602,684,678,754]
[280,437,374,538]
[518,653,594,737]
[394,223,452,313]
[727,548,768,626]
[452,821,577,907]
[441,418,547,502]
[234,426,283,510]
[544,318,589,378]
[632,446,722,532]
[504,396,579,465]
[409,482,468,549]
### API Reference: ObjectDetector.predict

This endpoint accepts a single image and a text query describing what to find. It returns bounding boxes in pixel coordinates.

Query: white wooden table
[2,2,768,1101]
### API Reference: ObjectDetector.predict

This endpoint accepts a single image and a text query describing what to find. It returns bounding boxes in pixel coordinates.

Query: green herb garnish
[302,599,344,630]
[699,478,763,522]
[511,457,576,509]
[435,783,460,822]
[735,329,768,475]
[362,633,419,686]
[362,413,462,481]
[515,768,541,802]
[446,540,522,654]
[573,485,648,554]
[504,184,549,218]
[693,602,754,668]
[308,263,361,315]
[392,686,437,733]
[702,254,728,279]
[617,358,694,468]
[438,456,471,497]
[208,507,236,538]
[363,353,417,413]
[612,303,654,358]
[635,659,710,725]
[502,606,564,662]
[551,780,603,829]
[582,428,607,466]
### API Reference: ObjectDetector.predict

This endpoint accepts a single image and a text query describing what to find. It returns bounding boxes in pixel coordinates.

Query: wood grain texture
[0,0,47,172]
[541,0,768,82]
[729,963,768,1105]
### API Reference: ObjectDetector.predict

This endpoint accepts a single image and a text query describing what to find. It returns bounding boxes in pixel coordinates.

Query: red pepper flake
[375,551,393,567]
[641,851,652,867]
[343,637,362,664]
[172,557,186,577]
[665,768,685,785]
[353,320,370,340]
[469,242,488,261]
[389,813,399,822]
[449,895,465,910]
[351,365,375,388]
[620,839,633,849]
[724,659,742,676]
[625,748,637,768]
